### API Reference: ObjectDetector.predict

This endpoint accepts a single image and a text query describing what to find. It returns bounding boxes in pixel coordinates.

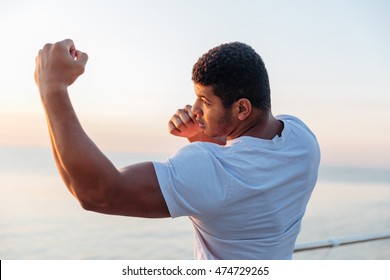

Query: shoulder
[277,114,318,140]
[277,114,311,130]
[153,142,231,218]
[277,114,321,159]
[172,141,223,161]
[155,141,228,183]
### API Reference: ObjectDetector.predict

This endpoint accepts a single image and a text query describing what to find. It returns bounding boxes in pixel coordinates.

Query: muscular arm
[35,39,169,218]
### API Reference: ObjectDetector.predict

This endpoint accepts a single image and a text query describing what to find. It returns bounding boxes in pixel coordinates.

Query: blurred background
[0,0,389,259]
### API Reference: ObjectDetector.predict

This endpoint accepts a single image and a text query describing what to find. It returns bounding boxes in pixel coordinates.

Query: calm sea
[1,146,389,259]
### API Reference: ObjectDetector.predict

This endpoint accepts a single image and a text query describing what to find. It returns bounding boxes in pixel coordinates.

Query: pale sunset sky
[0,0,389,168]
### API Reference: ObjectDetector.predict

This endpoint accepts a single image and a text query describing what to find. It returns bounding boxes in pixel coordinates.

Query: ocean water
[1,146,389,259]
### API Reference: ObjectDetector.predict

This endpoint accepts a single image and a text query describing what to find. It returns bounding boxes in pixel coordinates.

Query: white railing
[294,232,390,252]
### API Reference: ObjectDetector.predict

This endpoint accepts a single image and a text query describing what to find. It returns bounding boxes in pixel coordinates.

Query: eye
[201,98,211,106]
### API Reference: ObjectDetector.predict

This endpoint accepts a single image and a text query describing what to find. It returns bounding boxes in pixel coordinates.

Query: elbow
[70,181,113,214]
[64,168,121,214]
[77,192,112,213]
[78,197,97,212]
[72,188,98,212]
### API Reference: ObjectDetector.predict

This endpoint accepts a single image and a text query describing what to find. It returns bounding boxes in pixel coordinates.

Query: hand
[168,105,202,139]
[34,39,88,96]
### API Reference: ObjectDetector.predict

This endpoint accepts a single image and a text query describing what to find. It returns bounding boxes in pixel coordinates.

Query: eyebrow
[198,95,211,102]
[196,92,209,99]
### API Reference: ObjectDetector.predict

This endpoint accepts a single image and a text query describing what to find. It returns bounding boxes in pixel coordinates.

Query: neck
[227,110,283,141]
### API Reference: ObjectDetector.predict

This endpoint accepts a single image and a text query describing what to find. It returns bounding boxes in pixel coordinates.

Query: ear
[235,98,252,121]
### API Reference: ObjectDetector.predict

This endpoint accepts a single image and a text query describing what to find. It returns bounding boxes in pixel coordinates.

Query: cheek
[206,110,231,129]
[217,115,233,130]
[203,108,216,123]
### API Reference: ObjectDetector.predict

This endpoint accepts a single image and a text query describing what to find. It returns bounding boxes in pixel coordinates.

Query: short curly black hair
[192,42,271,111]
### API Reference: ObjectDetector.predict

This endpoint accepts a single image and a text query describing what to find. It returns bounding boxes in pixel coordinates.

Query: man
[35,39,320,259]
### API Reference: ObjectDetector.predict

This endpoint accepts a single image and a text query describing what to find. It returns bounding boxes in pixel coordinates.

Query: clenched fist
[168,104,226,144]
[168,105,202,139]
[35,39,88,96]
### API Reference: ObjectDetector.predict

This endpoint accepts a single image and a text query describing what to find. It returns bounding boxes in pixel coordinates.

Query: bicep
[94,162,170,218]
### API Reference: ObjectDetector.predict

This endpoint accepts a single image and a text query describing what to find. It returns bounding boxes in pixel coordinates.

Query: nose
[192,97,203,117]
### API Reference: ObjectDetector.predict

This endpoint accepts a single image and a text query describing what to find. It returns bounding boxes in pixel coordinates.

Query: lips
[197,119,205,129]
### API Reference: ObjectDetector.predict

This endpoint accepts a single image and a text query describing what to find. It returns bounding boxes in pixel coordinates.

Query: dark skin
[34,39,283,218]
[169,84,283,142]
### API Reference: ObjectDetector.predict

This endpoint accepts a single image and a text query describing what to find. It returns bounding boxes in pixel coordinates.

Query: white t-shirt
[153,115,320,259]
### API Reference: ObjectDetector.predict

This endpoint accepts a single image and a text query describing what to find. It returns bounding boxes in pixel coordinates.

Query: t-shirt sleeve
[153,143,231,219]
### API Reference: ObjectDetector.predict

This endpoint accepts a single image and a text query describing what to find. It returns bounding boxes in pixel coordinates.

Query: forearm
[47,124,71,190]
[188,132,226,145]
[41,88,119,206]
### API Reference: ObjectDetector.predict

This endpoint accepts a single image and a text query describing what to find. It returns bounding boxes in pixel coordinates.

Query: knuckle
[63,38,74,44]
[53,41,63,49]
[168,121,174,130]
[176,108,184,115]
[168,122,180,135]
[170,114,178,122]
[43,43,53,51]
[173,115,184,125]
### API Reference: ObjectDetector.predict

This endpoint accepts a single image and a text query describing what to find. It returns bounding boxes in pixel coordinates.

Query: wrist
[188,132,226,145]
[39,83,68,100]
[39,85,70,108]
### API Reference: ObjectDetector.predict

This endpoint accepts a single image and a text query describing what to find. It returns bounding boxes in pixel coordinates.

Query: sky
[0,0,389,168]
